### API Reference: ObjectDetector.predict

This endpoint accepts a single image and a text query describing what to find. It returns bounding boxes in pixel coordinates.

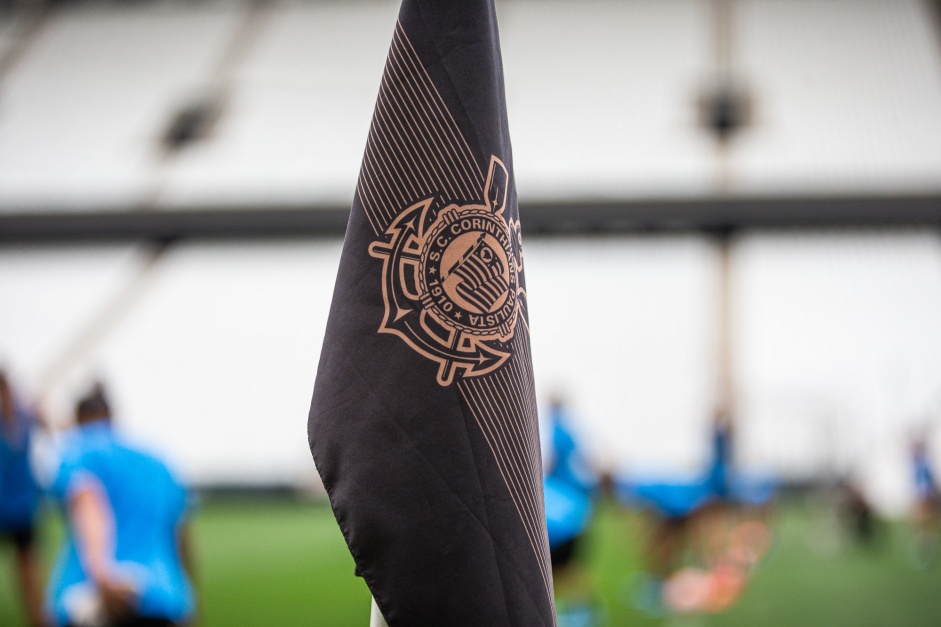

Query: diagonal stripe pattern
[357,22,485,236]
[457,323,553,603]
[356,18,554,612]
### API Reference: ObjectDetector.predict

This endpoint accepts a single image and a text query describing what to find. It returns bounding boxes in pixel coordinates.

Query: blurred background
[2,0,941,624]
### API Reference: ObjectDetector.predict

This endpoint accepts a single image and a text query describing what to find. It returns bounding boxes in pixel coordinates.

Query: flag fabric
[307,1,555,625]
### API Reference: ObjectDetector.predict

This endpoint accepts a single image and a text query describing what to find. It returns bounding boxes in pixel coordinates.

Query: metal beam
[1,193,940,243]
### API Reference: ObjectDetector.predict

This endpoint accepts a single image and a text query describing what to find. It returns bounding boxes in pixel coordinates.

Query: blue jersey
[543,406,597,547]
[546,406,597,496]
[617,476,713,519]
[914,450,938,501]
[47,422,194,626]
[0,404,39,531]
[706,423,732,499]
[544,476,592,548]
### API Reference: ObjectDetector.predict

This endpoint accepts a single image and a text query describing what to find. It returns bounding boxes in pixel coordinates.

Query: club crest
[369,156,524,386]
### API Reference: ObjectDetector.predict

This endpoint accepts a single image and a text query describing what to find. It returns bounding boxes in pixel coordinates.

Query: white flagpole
[370,596,389,627]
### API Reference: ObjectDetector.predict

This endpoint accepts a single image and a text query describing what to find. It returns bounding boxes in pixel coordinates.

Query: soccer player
[544,395,598,563]
[0,370,46,627]
[911,433,941,567]
[705,406,734,502]
[46,388,197,627]
[542,395,601,624]
[616,404,773,616]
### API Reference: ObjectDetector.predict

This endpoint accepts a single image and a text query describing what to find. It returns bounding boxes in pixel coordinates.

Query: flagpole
[370,596,389,627]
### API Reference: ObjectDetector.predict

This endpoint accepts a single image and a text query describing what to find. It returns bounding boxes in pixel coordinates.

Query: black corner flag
[308,0,555,624]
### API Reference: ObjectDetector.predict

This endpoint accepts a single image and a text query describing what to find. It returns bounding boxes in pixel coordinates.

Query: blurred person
[910,433,941,568]
[837,476,878,547]
[545,395,599,498]
[705,406,733,502]
[696,406,737,568]
[542,395,602,626]
[46,387,197,627]
[615,404,774,616]
[615,476,711,616]
[1,370,47,627]
[694,406,774,610]
[616,406,733,611]
[696,406,775,569]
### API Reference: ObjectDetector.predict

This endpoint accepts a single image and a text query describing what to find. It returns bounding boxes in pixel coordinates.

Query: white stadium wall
[4,232,941,515]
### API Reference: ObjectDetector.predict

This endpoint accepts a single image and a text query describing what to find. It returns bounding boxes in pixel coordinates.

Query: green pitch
[585,501,941,626]
[2,499,940,626]
[0,500,372,627]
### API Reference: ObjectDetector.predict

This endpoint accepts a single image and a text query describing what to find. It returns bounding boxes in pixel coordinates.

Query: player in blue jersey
[542,395,603,626]
[47,388,197,627]
[616,405,774,616]
[911,433,941,568]
[706,407,734,502]
[913,436,939,509]
[544,395,598,564]
[0,370,46,627]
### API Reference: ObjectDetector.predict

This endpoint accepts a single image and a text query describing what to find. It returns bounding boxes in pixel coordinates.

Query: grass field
[2,498,940,626]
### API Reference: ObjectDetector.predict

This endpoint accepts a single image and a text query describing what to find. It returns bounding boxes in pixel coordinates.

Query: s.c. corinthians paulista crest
[369,156,524,386]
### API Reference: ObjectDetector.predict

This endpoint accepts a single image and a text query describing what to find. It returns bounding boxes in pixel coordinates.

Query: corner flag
[307,0,554,624]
